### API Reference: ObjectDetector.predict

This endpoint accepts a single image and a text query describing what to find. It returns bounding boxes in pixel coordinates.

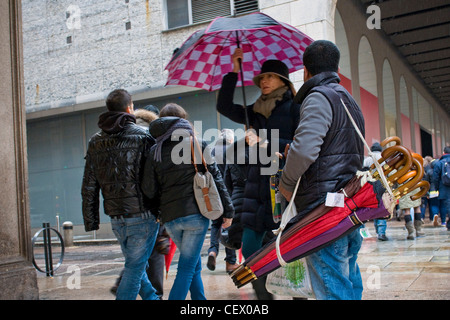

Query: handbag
[266,258,315,298]
[191,136,224,220]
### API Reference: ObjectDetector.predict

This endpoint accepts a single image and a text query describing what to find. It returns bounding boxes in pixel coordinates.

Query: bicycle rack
[31,222,65,276]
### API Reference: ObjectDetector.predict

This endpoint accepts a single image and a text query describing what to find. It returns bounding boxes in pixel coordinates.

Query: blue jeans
[111,212,160,300]
[305,227,363,300]
[373,219,387,235]
[164,213,210,300]
[208,218,236,264]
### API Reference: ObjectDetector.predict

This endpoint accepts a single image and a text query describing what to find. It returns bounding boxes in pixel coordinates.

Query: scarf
[253,86,288,119]
[153,118,194,162]
[98,111,136,134]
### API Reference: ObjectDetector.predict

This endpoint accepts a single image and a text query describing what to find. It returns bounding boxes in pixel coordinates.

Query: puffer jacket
[141,117,234,224]
[81,112,154,232]
[217,72,300,233]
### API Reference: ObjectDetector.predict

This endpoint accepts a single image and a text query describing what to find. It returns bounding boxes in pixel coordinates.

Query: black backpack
[442,160,450,187]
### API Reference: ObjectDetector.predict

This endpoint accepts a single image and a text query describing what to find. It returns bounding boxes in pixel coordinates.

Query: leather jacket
[81,112,154,231]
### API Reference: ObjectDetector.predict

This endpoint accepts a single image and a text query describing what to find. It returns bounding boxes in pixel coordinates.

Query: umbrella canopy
[165,12,314,92]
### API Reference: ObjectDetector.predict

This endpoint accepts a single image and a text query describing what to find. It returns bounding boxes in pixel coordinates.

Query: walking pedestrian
[207,129,239,273]
[216,49,300,299]
[363,142,389,241]
[432,146,450,230]
[279,40,366,300]
[141,103,234,300]
[81,89,160,300]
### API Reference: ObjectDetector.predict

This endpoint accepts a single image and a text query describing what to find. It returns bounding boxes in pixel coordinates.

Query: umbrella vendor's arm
[217,72,252,125]
[279,92,332,193]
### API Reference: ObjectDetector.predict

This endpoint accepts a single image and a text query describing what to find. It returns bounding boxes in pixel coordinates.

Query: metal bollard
[63,221,74,247]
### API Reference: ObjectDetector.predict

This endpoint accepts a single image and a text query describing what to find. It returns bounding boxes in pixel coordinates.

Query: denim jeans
[111,212,160,300]
[164,213,210,300]
[373,219,387,235]
[208,218,236,264]
[305,227,363,300]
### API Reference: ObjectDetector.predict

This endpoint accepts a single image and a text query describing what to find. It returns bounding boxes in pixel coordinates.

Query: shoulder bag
[191,136,224,220]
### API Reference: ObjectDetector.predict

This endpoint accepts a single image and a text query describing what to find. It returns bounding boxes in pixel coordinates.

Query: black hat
[253,60,292,88]
[371,142,382,152]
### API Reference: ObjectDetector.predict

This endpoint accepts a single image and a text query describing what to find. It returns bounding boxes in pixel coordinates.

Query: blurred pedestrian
[399,191,424,240]
[432,146,450,230]
[207,129,239,273]
[141,103,234,300]
[363,142,388,241]
[81,89,160,300]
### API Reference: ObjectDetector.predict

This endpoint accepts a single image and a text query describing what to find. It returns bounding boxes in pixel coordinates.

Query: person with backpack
[432,146,450,230]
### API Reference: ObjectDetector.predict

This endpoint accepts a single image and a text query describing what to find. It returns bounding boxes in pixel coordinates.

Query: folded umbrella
[230,176,392,288]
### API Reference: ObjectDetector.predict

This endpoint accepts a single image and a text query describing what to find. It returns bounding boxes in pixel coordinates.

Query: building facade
[22,0,450,238]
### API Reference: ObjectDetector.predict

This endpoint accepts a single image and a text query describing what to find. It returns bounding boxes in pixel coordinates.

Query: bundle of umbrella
[230,136,429,288]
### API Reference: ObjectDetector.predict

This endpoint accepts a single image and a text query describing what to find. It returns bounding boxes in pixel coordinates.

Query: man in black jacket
[81,89,160,300]
[280,40,365,300]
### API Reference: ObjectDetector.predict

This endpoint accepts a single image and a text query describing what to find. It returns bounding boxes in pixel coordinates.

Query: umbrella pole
[236,31,250,129]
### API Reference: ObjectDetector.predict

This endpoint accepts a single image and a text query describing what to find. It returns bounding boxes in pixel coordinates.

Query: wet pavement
[36,220,449,300]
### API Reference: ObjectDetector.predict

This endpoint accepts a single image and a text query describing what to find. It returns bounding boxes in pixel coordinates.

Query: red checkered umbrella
[165,12,313,94]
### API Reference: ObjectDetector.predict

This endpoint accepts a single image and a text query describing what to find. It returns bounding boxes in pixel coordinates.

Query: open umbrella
[165,12,313,127]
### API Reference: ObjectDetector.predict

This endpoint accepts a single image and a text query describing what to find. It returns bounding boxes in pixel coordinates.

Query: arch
[382,59,396,138]
[358,36,380,145]
[334,9,352,93]
[399,76,412,150]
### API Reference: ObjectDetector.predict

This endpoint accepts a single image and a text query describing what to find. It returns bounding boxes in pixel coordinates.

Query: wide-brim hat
[252,60,292,88]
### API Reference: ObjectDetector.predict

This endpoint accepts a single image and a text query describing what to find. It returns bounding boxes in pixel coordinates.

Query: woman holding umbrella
[216,48,300,299]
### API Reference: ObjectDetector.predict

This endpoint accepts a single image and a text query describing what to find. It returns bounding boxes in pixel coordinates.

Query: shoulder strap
[190,136,208,173]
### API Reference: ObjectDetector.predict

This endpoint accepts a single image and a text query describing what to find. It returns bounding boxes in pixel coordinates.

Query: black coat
[81,116,154,232]
[217,73,300,232]
[141,117,234,224]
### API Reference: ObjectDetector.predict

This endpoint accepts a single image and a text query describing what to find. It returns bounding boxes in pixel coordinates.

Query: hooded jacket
[141,117,234,224]
[81,111,155,231]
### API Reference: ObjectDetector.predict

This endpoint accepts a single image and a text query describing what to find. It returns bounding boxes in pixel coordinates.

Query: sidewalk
[36,220,449,300]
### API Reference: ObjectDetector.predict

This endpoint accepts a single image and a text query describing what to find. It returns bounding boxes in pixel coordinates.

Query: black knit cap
[253,60,292,88]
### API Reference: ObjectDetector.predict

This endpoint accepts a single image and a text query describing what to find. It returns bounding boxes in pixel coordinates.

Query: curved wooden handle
[409,181,430,201]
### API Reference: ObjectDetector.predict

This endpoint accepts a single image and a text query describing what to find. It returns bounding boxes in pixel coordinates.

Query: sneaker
[433,215,439,227]
[207,252,216,271]
[377,234,389,241]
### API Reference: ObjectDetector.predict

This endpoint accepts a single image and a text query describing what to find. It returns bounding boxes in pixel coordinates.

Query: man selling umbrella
[279,40,366,300]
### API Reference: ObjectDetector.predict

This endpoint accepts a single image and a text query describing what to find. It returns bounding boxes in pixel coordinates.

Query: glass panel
[167,0,190,29]
[27,114,85,228]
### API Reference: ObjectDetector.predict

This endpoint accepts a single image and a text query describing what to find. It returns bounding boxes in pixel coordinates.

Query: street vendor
[279,40,366,300]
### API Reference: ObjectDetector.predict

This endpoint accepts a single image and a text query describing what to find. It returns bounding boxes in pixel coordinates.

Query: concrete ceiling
[358,0,450,116]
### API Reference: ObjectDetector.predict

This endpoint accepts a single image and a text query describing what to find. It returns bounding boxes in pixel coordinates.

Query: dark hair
[160,103,188,119]
[303,40,340,76]
[106,89,132,112]
[444,146,450,154]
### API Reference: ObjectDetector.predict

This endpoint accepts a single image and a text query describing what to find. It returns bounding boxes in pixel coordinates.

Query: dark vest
[294,72,365,217]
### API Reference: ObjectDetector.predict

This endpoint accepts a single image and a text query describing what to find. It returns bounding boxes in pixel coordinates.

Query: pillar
[0,0,39,300]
